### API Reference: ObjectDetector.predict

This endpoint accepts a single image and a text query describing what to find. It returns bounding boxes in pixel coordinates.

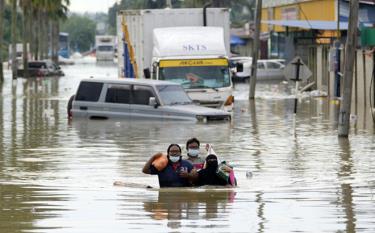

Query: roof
[262,20,350,30]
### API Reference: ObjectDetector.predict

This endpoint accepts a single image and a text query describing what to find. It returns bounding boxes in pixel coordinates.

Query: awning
[262,20,349,30]
[230,35,247,45]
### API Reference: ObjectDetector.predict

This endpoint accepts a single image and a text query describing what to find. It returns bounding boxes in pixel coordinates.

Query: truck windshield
[157,85,192,105]
[98,45,113,52]
[159,66,231,89]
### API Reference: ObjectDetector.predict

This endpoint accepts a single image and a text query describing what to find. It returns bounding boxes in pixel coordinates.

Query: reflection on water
[0,63,375,233]
[141,188,236,228]
[0,184,69,232]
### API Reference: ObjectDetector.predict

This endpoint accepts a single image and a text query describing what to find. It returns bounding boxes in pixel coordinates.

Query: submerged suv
[68,78,231,122]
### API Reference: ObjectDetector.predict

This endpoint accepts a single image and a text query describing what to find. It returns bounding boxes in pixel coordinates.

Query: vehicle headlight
[196,115,207,122]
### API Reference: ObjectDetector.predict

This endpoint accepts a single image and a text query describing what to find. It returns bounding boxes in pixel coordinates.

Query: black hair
[167,144,181,153]
[186,137,200,149]
[206,154,217,161]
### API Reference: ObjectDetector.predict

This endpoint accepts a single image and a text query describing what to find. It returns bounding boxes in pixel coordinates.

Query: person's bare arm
[142,153,162,174]
[179,168,198,183]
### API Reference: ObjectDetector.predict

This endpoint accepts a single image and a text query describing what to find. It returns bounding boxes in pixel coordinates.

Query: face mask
[169,155,180,163]
[188,149,199,157]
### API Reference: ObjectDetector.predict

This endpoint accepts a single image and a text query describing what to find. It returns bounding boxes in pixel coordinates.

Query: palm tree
[29,0,69,61]
[49,0,69,63]
[0,0,5,83]
[20,0,31,78]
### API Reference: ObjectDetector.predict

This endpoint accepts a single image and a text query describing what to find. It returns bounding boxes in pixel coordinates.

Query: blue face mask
[188,149,199,157]
[169,155,181,163]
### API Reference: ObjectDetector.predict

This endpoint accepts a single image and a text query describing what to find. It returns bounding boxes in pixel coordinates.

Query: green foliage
[231,0,255,28]
[0,3,23,60]
[60,14,96,52]
[107,0,255,34]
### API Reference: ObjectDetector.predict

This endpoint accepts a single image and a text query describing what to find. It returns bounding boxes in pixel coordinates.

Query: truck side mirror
[149,97,159,108]
[236,63,243,73]
[144,68,151,79]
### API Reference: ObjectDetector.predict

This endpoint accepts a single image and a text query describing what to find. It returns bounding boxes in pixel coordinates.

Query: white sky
[69,0,119,13]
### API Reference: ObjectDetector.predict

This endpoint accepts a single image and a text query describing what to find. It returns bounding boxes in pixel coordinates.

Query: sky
[69,0,119,13]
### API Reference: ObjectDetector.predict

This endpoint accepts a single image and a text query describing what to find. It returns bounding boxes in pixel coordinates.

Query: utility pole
[11,0,17,80]
[249,0,262,99]
[334,0,341,97]
[338,0,359,137]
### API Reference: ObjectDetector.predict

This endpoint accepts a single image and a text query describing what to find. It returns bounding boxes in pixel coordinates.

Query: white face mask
[169,155,180,163]
[188,149,200,157]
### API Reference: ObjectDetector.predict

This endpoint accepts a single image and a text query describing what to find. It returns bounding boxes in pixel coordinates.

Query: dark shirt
[150,160,193,188]
[196,168,229,186]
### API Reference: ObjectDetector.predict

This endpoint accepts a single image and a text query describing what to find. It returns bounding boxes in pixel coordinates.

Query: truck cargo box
[117,8,230,78]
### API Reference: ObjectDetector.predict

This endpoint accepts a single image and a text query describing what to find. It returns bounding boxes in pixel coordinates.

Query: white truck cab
[148,27,233,110]
[96,35,116,61]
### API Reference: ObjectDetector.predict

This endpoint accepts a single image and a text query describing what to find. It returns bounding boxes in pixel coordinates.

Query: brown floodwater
[0,62,375,233]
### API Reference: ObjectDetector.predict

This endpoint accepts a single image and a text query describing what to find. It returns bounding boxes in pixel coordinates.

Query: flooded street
[1,62,375,233]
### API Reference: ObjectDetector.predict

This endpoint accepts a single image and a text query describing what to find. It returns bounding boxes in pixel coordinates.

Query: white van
[68,78,231,122]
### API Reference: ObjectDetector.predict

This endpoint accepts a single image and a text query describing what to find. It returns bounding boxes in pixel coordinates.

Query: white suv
[68,78,231,122]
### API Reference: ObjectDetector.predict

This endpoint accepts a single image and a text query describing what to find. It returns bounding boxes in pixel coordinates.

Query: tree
[231,0,255,28]
[48,0,70,63]
[0,0,4,83]
[26,0,69,61]
[20,0,31,78]
[60,14,96,52]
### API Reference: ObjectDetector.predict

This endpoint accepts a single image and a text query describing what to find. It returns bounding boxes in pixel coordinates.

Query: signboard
[159,58,228,68]
[283,56,312,81]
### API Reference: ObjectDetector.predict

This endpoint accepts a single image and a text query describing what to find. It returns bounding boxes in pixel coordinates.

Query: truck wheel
[67,95,75,119]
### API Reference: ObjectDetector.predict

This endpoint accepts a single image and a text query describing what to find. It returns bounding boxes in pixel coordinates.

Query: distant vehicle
[96,35,116,61]
[268,59,286,65]
[17,60,64,77]
[230,57,285,82]
[229,56,252,81]
[68,78,231,122]
[59,32,70,59]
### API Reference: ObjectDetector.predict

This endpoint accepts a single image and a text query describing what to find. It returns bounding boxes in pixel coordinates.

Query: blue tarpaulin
[230,35,246,45]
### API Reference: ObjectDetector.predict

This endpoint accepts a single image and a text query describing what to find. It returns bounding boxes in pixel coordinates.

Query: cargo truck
[117,8,233,111]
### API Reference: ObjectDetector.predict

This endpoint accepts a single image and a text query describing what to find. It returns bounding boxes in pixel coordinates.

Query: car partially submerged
[230,57,286,82]
[17,60,64,77]
[68,78,231,122]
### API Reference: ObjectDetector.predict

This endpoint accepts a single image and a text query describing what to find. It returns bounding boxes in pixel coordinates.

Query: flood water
[1,62,375,233]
